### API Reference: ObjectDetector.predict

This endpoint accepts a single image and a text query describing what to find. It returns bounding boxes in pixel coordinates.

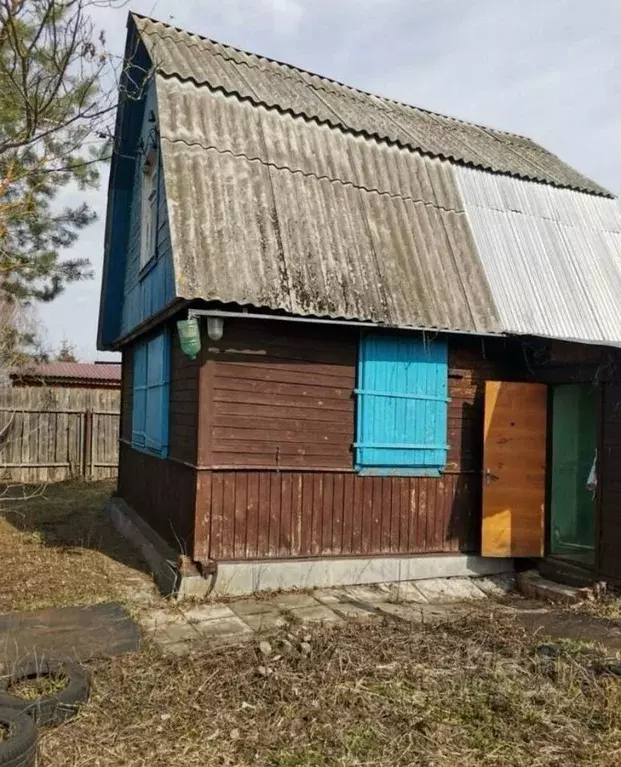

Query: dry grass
[575,595,621,622]
[39,614,621,767]
[11,670,68,700]
[0,480,153,612]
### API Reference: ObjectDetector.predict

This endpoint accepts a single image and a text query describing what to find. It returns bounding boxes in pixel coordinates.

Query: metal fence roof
[11,362,121,384]
[133,13,610,197]
[456,166,621,346]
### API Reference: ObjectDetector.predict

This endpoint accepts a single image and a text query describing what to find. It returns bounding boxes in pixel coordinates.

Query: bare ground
[0,480,153,612]
[41,615,621,767]
[3,482,621,766]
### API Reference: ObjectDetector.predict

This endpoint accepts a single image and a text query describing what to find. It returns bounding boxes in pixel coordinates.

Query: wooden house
[99,13,621,595]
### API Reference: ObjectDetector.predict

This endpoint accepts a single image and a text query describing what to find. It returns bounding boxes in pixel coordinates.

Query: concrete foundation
[210,553,514,597]
[104,496,210,599]
[106,496,513,599]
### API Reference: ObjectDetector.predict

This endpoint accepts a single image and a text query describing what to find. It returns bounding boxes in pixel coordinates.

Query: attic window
[140,148,158,269]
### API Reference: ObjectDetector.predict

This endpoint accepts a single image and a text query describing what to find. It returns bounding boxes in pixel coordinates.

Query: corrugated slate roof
[98,14,621,349]
[456,167,621,347]
[157,77,501,334]
[133,13,610,197]
[11,362,121,384]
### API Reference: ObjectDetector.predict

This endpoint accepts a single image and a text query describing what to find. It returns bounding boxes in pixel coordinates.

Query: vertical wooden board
[342,473,355,554]
[332,474,344,554]
[434,476,446,551]
[280,473,293,556]
[321,474,334,554]
[210,473,224,560]
[418,478,429,551]
[398,479,410,553]
[257,473,271,556]
[234,472,248,559]
[381,478,393,553]
[388,478,400,553]
[291,473,303,556]
[245,473,260,558]
[194,471,212,561]
[268,473,281,557]
[482,381,547,557]
[371,477,382,553]
[361,476,374,554]
[311,474,323,555]
[300,475,314,556]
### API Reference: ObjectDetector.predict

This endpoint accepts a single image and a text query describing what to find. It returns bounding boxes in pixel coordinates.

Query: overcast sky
[39,0,621,361]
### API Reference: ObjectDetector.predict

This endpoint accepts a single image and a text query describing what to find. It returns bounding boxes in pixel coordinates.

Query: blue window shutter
[132,342,147,447]
[355,334,448,473]
[144,331,170,457]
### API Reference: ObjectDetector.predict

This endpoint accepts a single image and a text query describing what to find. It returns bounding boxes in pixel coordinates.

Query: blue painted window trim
[131,329,170,458]
[355,333,449,476]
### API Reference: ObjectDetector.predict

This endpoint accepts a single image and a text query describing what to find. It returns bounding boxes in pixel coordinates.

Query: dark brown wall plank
[117,442,196,553]
[199,468,480,561]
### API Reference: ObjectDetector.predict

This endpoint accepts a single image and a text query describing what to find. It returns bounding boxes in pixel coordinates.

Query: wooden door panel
[482,381,547,557]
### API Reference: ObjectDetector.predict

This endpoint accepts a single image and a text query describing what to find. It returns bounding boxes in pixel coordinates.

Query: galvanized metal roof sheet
[456,166,621,346]
[156,77,501,334]
[133,13,610,197]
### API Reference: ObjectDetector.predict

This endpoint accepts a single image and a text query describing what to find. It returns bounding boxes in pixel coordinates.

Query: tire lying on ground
[0,659,90,726]
[0,708,37,767]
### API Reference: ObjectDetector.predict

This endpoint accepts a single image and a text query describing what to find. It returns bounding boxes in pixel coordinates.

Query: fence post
[83,409,93,480]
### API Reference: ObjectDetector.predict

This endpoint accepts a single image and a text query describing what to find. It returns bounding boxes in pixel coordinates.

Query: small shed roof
[11,362,121,387]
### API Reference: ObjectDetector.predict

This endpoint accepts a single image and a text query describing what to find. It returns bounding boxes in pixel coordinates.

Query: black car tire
[0,708,37,767]
[0,659,90,726]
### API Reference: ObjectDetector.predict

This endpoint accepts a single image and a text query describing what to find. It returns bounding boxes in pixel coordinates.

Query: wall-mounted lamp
[177,317,201,360]
[207,316,224,341]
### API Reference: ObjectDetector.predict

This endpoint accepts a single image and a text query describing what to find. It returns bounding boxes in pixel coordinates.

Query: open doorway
[549,384,597,567]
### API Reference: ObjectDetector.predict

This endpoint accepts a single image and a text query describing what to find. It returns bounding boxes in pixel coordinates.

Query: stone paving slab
[376,582,428,603]
[234,610,288,633]
[193,616,254,642]
[229,598,278,617]
[415,577,486,602]
[288,605,344,625]
[157,621,202,645]
[181,604,238,623]
[139,576,524,656]
[270,593,321,610]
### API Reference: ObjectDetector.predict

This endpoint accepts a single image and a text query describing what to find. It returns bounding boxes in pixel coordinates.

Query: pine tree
[56,337,77,362]
[0,0,124,306]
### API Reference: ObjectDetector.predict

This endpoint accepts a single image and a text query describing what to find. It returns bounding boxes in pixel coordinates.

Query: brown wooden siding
[192,323,502,561]
[208,322,356,470]
[119,316,621,568]
[118,441,197,552]
[168,329,200,464]
[203,470,479,560]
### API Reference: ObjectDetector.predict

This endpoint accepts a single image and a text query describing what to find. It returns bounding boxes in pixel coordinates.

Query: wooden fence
[0,386,120,483]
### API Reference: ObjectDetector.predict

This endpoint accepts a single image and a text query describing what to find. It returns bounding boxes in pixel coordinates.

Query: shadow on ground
[0,480,153,612]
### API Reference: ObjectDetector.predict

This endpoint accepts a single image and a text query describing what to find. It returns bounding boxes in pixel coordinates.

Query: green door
[550,384,597,565]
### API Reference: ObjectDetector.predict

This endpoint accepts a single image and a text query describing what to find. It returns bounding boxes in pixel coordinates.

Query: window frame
[354,332,449,476]
[131,329,170,458]
[139,147,158,271]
